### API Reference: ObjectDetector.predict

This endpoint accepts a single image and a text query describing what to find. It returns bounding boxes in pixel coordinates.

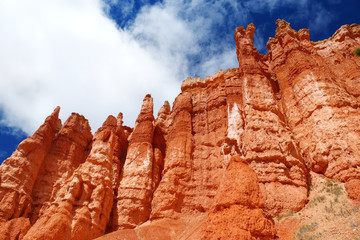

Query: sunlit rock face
[0,107,60,223]
[0,21,359,239]
[30,113,93,225]
[267,20,360,196]
[113,95,159,230]
[201,156,276,240]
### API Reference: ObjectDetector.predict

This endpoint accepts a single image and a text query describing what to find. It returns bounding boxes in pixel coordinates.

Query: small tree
[354,48,360,56]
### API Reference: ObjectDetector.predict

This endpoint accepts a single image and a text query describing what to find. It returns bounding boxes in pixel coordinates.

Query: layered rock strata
[233,23,308,215]
[0,21,359,239]
[267,20,360,199]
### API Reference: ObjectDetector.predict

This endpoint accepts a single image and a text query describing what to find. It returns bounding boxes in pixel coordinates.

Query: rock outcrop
[202,156,276,239]
[234,23,308,215]
[24,114,128,240]
[113,95,159,230]
[0,107,59,222]
[30,113,93,224]
[0,20,360,239]
[267,19,360,197]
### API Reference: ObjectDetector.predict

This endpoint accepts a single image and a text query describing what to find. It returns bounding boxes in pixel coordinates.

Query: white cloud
[129,0,246,77]
[0,0,180,134]
[0,0,247,135]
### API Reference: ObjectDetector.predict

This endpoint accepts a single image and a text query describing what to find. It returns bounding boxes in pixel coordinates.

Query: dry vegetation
[274,172,360,240]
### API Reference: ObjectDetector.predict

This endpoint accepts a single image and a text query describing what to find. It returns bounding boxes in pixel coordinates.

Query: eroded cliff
[0,20,360,239]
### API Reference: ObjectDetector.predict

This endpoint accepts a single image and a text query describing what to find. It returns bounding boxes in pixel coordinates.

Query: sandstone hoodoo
[0,20,359,239]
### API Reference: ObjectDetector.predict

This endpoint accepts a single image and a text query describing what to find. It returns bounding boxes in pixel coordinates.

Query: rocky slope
[0,20,359,239]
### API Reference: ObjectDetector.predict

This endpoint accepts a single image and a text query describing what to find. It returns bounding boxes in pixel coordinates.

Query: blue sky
[0,0,359,163]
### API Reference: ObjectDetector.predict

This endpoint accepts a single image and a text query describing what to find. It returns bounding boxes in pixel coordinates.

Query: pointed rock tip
[235,23,255,39]
[235,26,244,33]
[117,112,123,126]
[102,115,117,128]
[144,94,152,99]
[62,112,91,134]
[117,112,123,120]
[45,106,60,130]
[52,106,60,117]
[247,23,255,32]
[142,94,153,107]
[163,100,170,109]
[276,19,290,28]
[157,101,171,117]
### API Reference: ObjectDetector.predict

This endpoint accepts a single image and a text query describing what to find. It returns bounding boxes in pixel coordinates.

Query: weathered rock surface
[1,21,360,239]
[268,19,360,197]
[24,115,128,240]
[202,156,276,239]
[233,23,308,215]
[113,95,161,230]
[151,73,230,219]
[0,217,30,240]
[0,107,60,223]
[30,113,93,224]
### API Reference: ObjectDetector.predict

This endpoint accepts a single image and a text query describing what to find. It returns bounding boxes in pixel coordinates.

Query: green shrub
[354,48,360,56]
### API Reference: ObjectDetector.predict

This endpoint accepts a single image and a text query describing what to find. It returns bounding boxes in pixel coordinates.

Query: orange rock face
[23,114,129,240]
[0,217,30,240]
[30,113,93,224]
[1,21,360,239]
[0,107,60,223]
[113,95,158,230]
[202,156,276,239]
[234,23,308,215]
[267,20,360,196]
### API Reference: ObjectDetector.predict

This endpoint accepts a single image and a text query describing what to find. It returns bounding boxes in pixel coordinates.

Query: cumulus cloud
[128,0,246,78]
[0,0,180,134]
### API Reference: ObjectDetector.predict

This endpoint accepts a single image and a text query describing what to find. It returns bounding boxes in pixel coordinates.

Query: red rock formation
[234,23,308,215]
[106,113,131,232]
[23,115,127,240]
[113,95,160,229]
[0,107,59,223]
[151,72,230,219]
[267,20,360,194]
[150,92,195,219]
[30,113,93,224]
[0,217,30,240]
[201,156,276,239]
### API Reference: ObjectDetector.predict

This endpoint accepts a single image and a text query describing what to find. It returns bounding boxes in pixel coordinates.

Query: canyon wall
[0,20,359,239]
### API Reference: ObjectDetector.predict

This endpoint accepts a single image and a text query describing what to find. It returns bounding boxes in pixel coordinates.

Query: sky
[0,0,359,163]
